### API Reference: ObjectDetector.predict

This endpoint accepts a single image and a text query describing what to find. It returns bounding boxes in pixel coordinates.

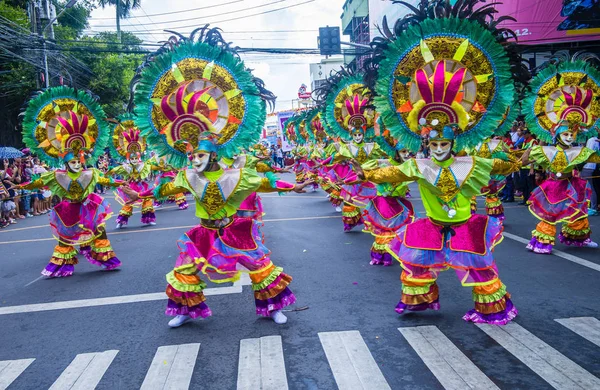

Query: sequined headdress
[132,27,277,168]
[365,0,521,152]
[314,67,375,141]
[307,108,328,143]
[294,111,311,146]
[524,55,600,144]
[21,86,109,167]
[110,113,147,161]
[283,116,298,143]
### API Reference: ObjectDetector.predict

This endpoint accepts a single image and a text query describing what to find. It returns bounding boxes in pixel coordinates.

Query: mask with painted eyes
[129,156,141,165]
[429,140,453,161]
[191,152,211,173]
[558,131,575,147]
[67,159,82,173]
[352,132,364,144]
[397,149,410,162]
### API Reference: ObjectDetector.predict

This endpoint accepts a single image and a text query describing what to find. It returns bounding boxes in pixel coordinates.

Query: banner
[495,0,600,44]
[277,111,296,151]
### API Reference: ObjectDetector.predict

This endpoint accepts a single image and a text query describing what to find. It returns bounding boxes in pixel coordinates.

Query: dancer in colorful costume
[107,114,162,228]
[315,69,384,231]
[523,56,600,254]
[18,87,129,277]
[292,112,319,192]
[130,28,308,327]
[361,0,527,324]
[152,156,189,211]
[361,129,415,266]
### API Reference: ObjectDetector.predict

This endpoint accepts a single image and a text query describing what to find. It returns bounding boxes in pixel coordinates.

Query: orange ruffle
[401,270,436,287]
[250,263,275,284]
[566,218,589,231]
[254,274,292,300]
[120,204,133,214]
[173,272,202,285]
[536,221,556,237]
[473,279,502,295]
[401,283,439,305]
[166,285,206,306]
[54,245,76,254]
[93,239,111,249]
[474,295,509,314]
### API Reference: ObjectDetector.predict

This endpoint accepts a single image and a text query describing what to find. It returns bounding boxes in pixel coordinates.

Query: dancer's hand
[293,179,314,193]
[350,159,366,181]
[122,186,140,202]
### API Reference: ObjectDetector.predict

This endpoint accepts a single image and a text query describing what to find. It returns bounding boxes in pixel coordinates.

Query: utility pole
[116,0,121,43]
[29,1,40,88]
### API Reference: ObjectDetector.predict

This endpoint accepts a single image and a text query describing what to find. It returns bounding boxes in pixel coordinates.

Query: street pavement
[0,172,599,390]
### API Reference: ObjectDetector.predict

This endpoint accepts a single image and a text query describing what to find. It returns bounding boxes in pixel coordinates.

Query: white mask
[429,140,453,161]
[352,132,364,144]
[129,156,141,165]
[397,149,410,162]
[558,131,575,147]
[67,160,82,173]
[191,152,210,173]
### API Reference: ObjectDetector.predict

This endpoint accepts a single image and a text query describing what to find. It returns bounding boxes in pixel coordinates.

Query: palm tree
[97,0,142,43]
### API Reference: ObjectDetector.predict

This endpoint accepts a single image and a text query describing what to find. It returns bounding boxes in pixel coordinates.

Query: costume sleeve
[586,153,600,163]
[256,177,295,193]
[490,158,521,176]
[364,160,419,184]
[19,178,44,190]
[256,161,278,173]
[106,165,126,176]
[139,182,187,199]
[528,145,550,168]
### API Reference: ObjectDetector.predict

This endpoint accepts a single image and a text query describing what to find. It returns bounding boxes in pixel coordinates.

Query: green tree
[96,0,142,42]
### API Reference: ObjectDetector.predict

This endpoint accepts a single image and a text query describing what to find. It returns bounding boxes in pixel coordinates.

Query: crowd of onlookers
[0,154,53,228]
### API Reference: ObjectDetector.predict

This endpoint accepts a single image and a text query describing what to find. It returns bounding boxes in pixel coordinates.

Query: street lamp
[41,0,79,88]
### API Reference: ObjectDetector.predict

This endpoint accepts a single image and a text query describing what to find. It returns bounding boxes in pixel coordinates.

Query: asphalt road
[0,172,599,390]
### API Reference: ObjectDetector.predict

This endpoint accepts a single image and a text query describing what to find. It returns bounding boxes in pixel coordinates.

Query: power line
[88,0,292,28]
[88,0,245,20]
[85,0,316,33]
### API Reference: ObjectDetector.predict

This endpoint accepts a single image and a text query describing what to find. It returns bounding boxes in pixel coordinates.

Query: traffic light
[319,26,341,56]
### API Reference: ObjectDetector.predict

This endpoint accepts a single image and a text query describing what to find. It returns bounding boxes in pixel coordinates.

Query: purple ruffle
[116,215,129,225]
[178,201,189,210]
[370,250,393,266]
[343,218,363,232]
[395,299,440,314]
[526,237,553,254]
[462,297,518,325]
[166,300,212,319]
[558,233,592,247]
[85,253,121,270]
[255,287,296,317]
[141,212,156,224]
[79,245,91,256]
[42,263,74,278]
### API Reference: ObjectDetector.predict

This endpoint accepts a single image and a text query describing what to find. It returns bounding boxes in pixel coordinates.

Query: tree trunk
[116,0,121,43]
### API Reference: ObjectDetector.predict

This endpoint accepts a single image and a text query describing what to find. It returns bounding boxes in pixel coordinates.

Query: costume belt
[200,217,232,228]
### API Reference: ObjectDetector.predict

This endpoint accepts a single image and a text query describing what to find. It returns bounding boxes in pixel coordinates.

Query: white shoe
[270,310,288,324]
[584,241,599,248]
[116,223,123,229]
[168,315,192,328]
[335,206,342,213]
[148,221,157,226]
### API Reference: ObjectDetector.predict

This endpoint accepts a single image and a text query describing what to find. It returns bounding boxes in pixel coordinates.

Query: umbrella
[0,147,25,159]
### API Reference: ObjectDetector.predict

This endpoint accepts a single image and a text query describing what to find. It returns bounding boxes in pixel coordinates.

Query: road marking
[49,350,118,390]
[318,330,391,390]
[555,317,600,347]
[0,286,242,316]
[0,358,35,390]
[477,322,600,389]
[233,272,252,287]
[503,232,600,272]
[237,336,288,390]
[399,326,499,390]
[140,343,200,390]
[0,206,180,234]
[0,215,339,245]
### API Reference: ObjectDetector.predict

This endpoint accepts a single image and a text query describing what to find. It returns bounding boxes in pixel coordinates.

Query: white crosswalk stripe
[0,358,35,390]
[2,321,600,389]
[477,322,600,389]
[399,326,499,390]
[237,335,288,390]
[140,343,201,390]
[555,317,600,347]
[49,350,118,390]
[318,330,391,390]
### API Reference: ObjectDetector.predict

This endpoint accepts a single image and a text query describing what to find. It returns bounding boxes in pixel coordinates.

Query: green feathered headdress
[133,27,276,169]
[294,111,310,145]
[494,93,520,136]
[524,60,600,144]
[283,116,298,143]
[21,86,109,167]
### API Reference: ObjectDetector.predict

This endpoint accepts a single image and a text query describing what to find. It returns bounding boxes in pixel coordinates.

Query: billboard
[369,0,599,44]
[485,0,600,44]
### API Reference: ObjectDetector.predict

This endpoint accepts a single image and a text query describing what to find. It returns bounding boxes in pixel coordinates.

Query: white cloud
[88,0,347,111]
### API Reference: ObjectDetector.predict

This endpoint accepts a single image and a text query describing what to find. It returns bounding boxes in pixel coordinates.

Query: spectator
[275,146,284,168]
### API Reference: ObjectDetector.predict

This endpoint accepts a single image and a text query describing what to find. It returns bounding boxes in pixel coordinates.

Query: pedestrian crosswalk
[1,317,599,390]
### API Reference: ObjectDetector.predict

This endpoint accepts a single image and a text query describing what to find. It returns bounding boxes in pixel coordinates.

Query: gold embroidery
[68,180,84,200]
[478,143,491,158]
[202,182,225,215]
[356,147,367,164]
[551,151,568,173]
[436,168,459,203]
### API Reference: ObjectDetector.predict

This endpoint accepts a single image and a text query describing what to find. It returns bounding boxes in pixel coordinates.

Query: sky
[86,0,349,112]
